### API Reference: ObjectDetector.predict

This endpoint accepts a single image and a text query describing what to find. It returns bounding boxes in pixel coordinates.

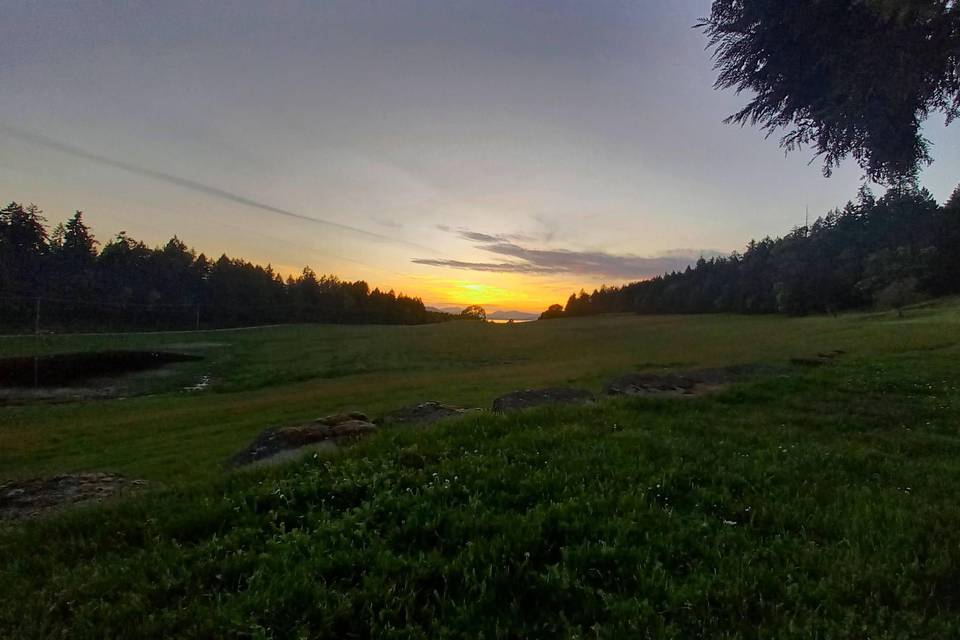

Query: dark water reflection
[0,351,202,388]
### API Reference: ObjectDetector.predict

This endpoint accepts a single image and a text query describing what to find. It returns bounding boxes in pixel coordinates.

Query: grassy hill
[2,301,960,637]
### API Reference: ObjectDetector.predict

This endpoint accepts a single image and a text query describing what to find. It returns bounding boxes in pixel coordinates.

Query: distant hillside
[426,306,460,315]
[487,310,539,321]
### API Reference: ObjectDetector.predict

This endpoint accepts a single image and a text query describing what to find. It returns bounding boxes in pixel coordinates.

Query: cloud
[370,215,404,229]
[0,122,435,252]
[459,230,505,243]
[434,225,541,244]
[412,258,546,273]
[415,227,725,280]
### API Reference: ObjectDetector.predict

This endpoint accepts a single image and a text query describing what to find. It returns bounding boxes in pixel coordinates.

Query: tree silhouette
[0,205,449,332]
[700,0,960,184]
[0,202,48,298]
[460,305,486,321]
[542,183,960,319]
[539,304,565,320]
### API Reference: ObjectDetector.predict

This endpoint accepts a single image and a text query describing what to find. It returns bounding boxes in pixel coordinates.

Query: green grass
[2,301,960,637]
[2,301,958,483]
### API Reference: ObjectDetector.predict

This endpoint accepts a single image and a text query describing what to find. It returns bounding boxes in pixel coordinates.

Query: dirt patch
[379,401,479,426]
[0,473,147,521]
[0,351,202,388]
[492,387,595,413]
[605,363,786,398]
[230,412,377,467]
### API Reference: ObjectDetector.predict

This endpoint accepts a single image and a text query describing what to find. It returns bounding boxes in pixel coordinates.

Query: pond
[0,351,203,388]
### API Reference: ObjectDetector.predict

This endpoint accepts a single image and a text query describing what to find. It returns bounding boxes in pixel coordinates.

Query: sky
[2,1,958,313]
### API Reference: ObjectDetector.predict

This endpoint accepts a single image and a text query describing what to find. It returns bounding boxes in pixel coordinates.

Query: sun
[456,282,512,304]
[407,274,570,312]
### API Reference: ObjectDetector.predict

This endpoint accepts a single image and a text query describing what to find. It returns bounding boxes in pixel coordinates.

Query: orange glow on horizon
[251,264,583,314]
[402,275,578,313]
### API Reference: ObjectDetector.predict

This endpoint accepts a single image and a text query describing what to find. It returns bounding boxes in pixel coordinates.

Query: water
[184,374,212,392]
[0,351,202,388]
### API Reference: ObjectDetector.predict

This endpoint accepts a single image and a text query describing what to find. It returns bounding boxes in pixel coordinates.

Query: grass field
[2,301,960,637]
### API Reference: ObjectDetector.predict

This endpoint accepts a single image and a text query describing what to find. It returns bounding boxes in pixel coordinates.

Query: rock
[605,364,781,397]
[230,413,378,467]
[318,412,370,425]
[492,387,594,413]
[0,473,147,521]
[325,419,378,438]
[379,401,477,426]
[605,372,700,396]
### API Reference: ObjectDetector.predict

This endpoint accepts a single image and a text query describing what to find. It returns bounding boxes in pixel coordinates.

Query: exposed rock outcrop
[605,363,790,397]
[379,401,478,426]
[0,473,147,521]
[492,387,595,413]
[230,412,377,467]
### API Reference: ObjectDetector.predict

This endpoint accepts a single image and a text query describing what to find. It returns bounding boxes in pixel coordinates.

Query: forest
[542,184,960,319]
[0,203,448,331]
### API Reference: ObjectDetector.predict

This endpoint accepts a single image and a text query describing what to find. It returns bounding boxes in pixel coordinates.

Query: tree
[60,211,97,264]
[541,181,960,319]
[699,0,960,184]
[539,304,565,320]
[47,211,98,317]
[875,278,923,317]
[460,305,486,321]
[0,202,49,297]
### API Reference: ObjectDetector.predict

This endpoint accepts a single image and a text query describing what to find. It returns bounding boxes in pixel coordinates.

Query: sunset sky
[2,1,959,313]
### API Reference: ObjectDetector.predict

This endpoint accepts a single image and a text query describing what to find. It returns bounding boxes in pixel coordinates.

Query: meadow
[1,301,959,637]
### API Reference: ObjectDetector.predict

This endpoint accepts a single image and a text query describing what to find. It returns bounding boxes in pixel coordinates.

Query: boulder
[230,413,377,467]
[328,419,377,436]
[492,387,594,413]
[318,411,370,426]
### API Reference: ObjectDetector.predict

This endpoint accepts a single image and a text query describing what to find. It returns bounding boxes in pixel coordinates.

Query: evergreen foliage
[0,203,448,331]
[542,184,960,319]
[700,0,960,184]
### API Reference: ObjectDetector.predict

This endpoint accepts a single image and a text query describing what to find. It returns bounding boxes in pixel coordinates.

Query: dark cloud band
[0,123,435,253]
[415,227,722,280]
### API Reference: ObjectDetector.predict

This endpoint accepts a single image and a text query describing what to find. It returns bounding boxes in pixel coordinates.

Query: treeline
[542,184,960,319]
[0,202,450,332]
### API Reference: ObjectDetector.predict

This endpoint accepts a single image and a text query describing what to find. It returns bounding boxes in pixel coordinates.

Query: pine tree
[61,211,97,264]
